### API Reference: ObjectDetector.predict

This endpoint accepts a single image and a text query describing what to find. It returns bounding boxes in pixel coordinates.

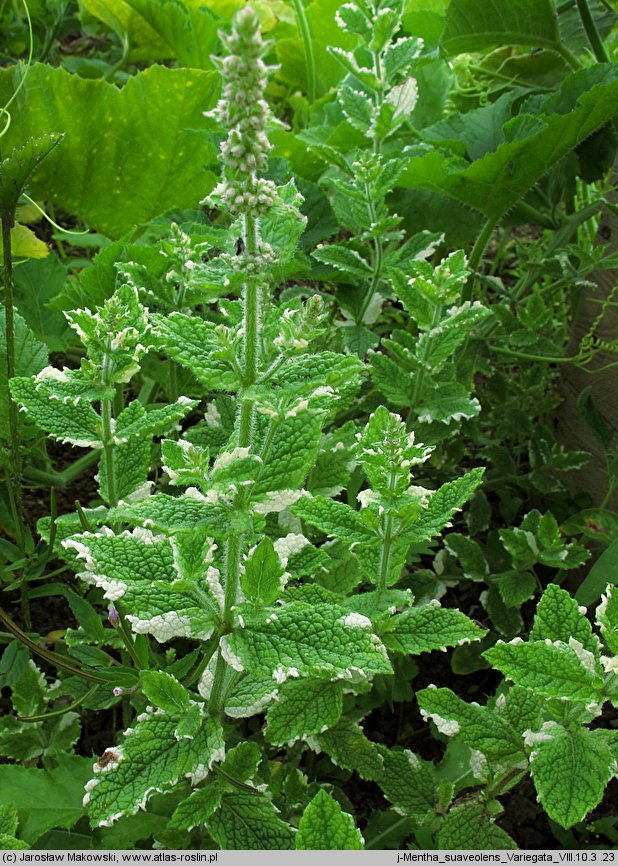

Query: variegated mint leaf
[313,719,384,781]
[112,398,197,444]
[380,602,487,654]
[530,583,600,656]
[313,242,372,279]
[296,790,363,850]
[221,603,392,683]
[438,801,517,850]
[208,791,294,850]
[32,366,114,405]
[84,712,225,828]
[274,534,329,580]
[415,301,491,371]
[112,493,250,537]
[416,382,481,426]
[398,467,485,542]
[376,746,438,822]
[597,585,618,655]
[499,686,544,736]
[63,528,219,643]
[218,742,261,784]
[273,352,362,414]
[529,725,614,828]
[169,782,222,832]
[291,495,371,545]
[140,671,190,715]
[355,406,433,497]
[161,439,209,489]
[416,686,524,767]
[241,537,286,606]
[151,312,240,392]
[223,674,279,719]
[484,640,604,704]
[10,377,101,447]
[265,679,343,746]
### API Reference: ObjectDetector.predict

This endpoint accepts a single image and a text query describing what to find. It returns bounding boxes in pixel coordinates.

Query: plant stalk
[575,0,611,63]
[462,217,497,303]
[290,0,316,104]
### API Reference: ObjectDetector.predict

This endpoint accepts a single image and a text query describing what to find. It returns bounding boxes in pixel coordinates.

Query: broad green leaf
[576,536,618,606]
[124,0,220,68]
[381,604,487,655]
[0,65,218,237]
[0,835,29,851]
[12,255,71,352]
[376,747,438,821]
[63,528,219,643]
[417,687,524,765]
[85,713,224,827]
[292,496,370,544]
[398,67,618,223]
[530,583,600,656]
[241,538,286,606]
[80,0,173,60]
[151,313,239,392]
[169,783,222,831]
[597,585,618,655]
[399,468,485,542]
[0,134,63,211]
[208,791,294,850]
[0,756,93,844]
[140,671,190,715]
[265,679,343,745]
[0,312,48,439]
[296,790,363,850]
[437,801,517,850]
[222,603,392,682]
[314,719,384,781]
[10,376,101,447]
[484,640,604,704]
[441,0,559,55]
[529,725,614,828]
[218,742,261,783]
[112,398,197,443]
[2,223,49,261]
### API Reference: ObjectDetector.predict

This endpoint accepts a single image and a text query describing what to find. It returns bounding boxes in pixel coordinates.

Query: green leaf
[124,0,220,68]
[381,604,487,655]
[416,382,481,425]
[241,538,286,606]
[0,804,19,837]
[222,603,392,683]
[0,312,48,439]
[417,686,524,765]
[10,376,101,447]
[398,67,618,223]
[112,493,249,537]
[0,134,64,211]
[597,585,618,656]
[218,742,261,784]
[113,397,197,443]
[253,412,324,496]
[224,674,279,719]
[312,242,372,279]
[438,800,517,850]
[140,671,190,715]
[376,747,438,821]
[0,65,219,237]
[292,495,370,544]
[529,725,614,828]
[63,528,219,643]
[170,784,222,832]
[208,791,294,850]
[530,583,600,656]
[399,468,485,542]
[441,0,559,55]
[85,713,224,827]
[265,679,343,745]
[576,536,618,606]
[12,255,71,352]
[296,790,363,850]
[161,438,209,489]
[151,312,240,392]
[0,755,93,844]
[314,719,384,781]
[98,402,151,503]
[338,85,373,134]
[484,640,604,704]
